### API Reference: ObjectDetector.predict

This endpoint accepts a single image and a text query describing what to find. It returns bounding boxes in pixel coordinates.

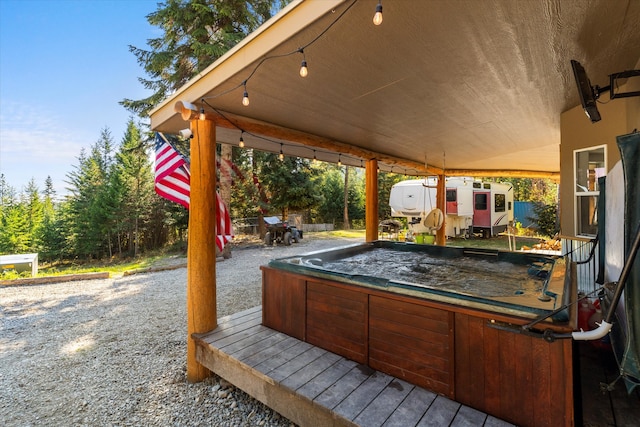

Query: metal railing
[561,235,599,295]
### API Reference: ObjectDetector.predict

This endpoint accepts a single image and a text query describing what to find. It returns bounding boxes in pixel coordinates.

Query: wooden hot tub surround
[261,242,576,427]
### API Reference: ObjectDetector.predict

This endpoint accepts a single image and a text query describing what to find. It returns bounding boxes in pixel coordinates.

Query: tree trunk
[343,166,350,229]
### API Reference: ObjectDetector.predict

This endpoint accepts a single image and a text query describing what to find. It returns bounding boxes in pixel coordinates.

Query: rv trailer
[389,178,475,238]
[389,178,513,239]
[470,181,514,238]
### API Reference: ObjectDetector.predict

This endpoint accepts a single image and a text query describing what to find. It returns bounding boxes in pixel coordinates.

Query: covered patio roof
[150,0,640,178]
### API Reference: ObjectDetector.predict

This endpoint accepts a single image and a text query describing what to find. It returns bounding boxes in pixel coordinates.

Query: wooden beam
[366,159,379,242]
[188,106,561,181]
[203,109,445,175]
[186,118,218,382]
[447,169,560,181]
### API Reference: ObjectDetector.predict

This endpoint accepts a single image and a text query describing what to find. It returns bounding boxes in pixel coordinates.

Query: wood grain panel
[369,295,454,397]
[306,280,368,363]
[454,312,574,427]
[261,267,306,340]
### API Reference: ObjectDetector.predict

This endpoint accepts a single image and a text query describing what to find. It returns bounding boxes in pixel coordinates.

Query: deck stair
[193,306,514,427]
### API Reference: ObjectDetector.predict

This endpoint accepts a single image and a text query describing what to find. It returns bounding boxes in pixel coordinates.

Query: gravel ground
[0,236,362,427]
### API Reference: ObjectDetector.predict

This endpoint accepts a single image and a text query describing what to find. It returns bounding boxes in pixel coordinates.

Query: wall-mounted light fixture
[178,128,193,139]
[174,100,199,121]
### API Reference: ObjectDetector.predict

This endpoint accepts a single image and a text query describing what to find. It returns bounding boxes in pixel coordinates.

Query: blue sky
[0,0,159,197]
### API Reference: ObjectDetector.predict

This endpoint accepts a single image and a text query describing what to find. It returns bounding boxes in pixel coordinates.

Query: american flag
[155,132,190,209]
[154,132,233,251]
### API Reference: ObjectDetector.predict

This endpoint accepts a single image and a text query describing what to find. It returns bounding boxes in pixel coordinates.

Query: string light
[373,1,383,25]
[279,143,284,161]
[199,106,206,120]
[299,49,308,78]
[360,159,364,168]
[338,154,342,166]
[242,81,250,106]
[239,131,245,148]
[312,150,318,164]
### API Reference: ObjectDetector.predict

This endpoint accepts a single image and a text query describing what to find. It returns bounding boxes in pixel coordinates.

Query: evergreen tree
[377,172,405,220]
[312,165,343,224]
[38,177,66,260]
[122,0,288,117]
[23,179,44,251]
[66,129,116,258]
[114,120,155,256]
[0,178,27,254]
[258,154,321,220]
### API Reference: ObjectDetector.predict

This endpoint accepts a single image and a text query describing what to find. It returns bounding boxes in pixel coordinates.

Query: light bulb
[239,133,245,148]
[199,107,206,120]
[300,60,308,77]
[373,2,383,25]
[279,144,284,161]
[242,90,250,106]
[338,154,342,166]
[312,150,318,164]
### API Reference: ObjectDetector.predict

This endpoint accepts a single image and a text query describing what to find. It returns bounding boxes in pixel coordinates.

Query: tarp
[614,132,640,393]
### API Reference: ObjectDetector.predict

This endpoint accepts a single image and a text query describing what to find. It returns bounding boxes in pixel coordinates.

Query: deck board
[353,378,414,427]
[193,306,516,427]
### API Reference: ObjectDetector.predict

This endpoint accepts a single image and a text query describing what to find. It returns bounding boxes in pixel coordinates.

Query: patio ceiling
[150,0,640,178]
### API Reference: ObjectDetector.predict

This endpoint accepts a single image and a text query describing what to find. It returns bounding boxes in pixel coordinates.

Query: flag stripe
[154,132,233,250]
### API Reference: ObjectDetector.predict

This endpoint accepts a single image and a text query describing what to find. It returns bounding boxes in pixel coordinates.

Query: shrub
[528,202,559,238]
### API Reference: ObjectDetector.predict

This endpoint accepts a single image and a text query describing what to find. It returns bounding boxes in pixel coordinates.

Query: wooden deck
[193,306,515,427]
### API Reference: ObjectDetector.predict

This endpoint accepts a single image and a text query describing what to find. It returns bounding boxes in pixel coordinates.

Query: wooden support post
[436,174,446,246]
[186,118,218,382]
[365,159,379,242]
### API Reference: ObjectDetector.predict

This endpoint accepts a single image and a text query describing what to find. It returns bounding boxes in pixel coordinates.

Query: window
[574,145,605,236]
[495,194,506,212]
[446,189,456,202]
[475,193,488,210]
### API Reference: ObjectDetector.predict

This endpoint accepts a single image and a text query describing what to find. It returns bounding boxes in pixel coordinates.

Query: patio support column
[365,159,379,242]
[186,118,217,382]
[436,174,446,246]
[436,175,447,246]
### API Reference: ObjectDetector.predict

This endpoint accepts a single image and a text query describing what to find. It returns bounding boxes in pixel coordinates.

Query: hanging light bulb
[298,48,308,77]
[279,143,284,161]
[338,154,342,166]
[312,150,318,164]
[239,131,245,148]
[373,1,383,25]
[199,106,206,120]
[242,82,250,106]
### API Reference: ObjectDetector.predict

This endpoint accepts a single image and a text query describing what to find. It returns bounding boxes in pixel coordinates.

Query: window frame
[573,144,606,237]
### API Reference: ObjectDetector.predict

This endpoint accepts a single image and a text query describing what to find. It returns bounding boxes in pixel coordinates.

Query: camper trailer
[389,178,475,238]
[389,178,514,239]
[470,181,514,237]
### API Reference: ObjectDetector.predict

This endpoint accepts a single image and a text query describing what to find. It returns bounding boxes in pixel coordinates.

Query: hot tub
[267,241,570,321]
[261,241,577,427]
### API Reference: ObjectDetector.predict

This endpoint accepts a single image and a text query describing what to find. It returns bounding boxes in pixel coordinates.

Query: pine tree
[66,129,116,258]
[23,179,44,251]
[121,0,288,117]
[114,120,155,256]
[258,154,321,220]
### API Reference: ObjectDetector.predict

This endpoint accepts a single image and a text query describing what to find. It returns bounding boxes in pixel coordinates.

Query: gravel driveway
[0,236,362,426]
